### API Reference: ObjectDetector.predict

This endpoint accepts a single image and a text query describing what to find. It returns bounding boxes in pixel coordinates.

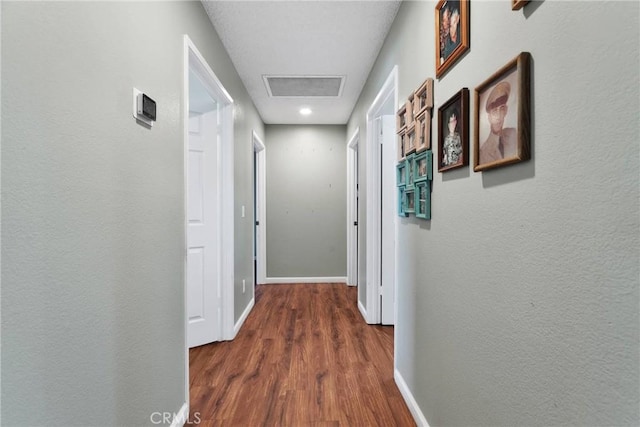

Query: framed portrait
[438,88,469,172]
[414,78,434,115]
[415,181,431,220]
[404,188,416,214]
[406,154,415,189]
[396,103,408,131]
[397,129,406,161]
[414,150,432,182]
[398,186,408,217]
[512,0,529,10]
[396,162,407,187]
[404,124,417,155]
[474,52,531,172]
[415,109,431,152]
[435,0,470,78]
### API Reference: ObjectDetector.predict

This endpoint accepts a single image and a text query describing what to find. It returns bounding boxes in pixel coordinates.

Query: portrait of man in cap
[479,80,517,165]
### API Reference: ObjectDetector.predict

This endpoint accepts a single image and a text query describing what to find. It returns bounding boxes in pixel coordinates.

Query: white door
[187,108,220,348]
[380,114,396,325]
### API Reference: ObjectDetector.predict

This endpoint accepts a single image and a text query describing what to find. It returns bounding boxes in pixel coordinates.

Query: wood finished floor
[189,283,416,427]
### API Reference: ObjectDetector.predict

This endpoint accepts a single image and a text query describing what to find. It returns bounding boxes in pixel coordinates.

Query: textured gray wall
[265,125,347,279]
[1,2,263,425]
[348,1,639,425]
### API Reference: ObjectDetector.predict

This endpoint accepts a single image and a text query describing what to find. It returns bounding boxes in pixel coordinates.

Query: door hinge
[354,221,358,226]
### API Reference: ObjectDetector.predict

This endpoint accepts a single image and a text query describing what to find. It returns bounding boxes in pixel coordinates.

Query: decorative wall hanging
[397,162,407,187]
[397,129,407,161]
[438,88,469,172]
[474,52,531,172]
[435,0,470,78]
[415,181,431,220]
[398,186,408,217]
[396,78,434,220]
[414,150,433,183]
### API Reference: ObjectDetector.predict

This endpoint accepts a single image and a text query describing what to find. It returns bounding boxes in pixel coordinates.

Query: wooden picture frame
[404,188,416,214]
[404,124,417,155]
[512,0,529,10]
[415,181,431,220]
[414,78,434,114]
[396,162,407,187]
[435,0,470,78]
[396,103,408,131]
[397,129,406,161]
[474,52,531,172]
[414,150,432,183]
[415,109,431,152]
[438,88,469,172]
[398,186,408,217]
[406,154,416,189]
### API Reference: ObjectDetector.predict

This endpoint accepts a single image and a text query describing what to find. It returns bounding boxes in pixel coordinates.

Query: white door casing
[187,110,220,348]
[380,114,396,325]
[183,34,235,407]
[364,66,398,325]
[346,128,359,287]
[253,131,266,285]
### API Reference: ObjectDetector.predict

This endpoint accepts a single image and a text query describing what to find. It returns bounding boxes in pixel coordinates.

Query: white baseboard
[264,276,347,284]
[358,300,368,321]
[394,369,430,427]
[170,402,189,427]
[233,297,255,337]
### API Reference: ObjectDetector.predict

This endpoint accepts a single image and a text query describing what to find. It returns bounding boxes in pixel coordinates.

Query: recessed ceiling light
[299,108,312,115]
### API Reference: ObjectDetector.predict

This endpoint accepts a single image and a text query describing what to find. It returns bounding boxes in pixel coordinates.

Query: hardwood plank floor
[189,283,416,427]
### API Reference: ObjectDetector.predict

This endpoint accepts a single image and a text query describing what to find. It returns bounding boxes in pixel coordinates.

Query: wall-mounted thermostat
[133,88,156,126]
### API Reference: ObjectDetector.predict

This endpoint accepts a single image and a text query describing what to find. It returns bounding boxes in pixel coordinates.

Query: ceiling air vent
[263,75,345,98]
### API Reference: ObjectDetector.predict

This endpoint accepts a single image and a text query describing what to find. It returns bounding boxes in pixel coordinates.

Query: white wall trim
[252,131,267,285]
[233,297,255,336]
[394,369,430,427]
[364,65,398,325]
[346,127,359,287]
[264,277,347,284]
[358,300,368,321]
[183,34,235,404]
[170,403,189,427]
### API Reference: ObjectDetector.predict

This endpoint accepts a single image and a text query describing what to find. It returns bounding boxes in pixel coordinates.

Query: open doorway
[183,34,235,412]
[253,131,266,287]
[363,66,398,325]
[346,128,359,288]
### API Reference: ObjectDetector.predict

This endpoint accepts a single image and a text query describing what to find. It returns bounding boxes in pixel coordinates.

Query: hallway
[189,284,415,426]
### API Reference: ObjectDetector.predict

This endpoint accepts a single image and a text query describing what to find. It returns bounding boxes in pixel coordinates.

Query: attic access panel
[263,75,345,97]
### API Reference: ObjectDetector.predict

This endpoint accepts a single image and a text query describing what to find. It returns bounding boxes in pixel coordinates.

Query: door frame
[183,34,235,406]
[364,66,398,324]
[252,131,267,285]
[346,128,359,287]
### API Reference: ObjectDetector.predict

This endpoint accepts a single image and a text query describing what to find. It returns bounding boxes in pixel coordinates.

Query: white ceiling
[201,1,402,125]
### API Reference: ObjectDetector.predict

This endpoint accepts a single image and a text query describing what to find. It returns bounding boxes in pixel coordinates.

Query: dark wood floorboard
[189,283,416,426]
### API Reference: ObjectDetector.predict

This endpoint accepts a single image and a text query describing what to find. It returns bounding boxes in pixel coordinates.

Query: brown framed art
[414,78,434,115]
[438,88,469,172]
[512,0,529,11]
[404,123,417,155]
[435,0,469,78]
[415,109,431,152]
[474,52,531,172]
[397,130,406,162]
